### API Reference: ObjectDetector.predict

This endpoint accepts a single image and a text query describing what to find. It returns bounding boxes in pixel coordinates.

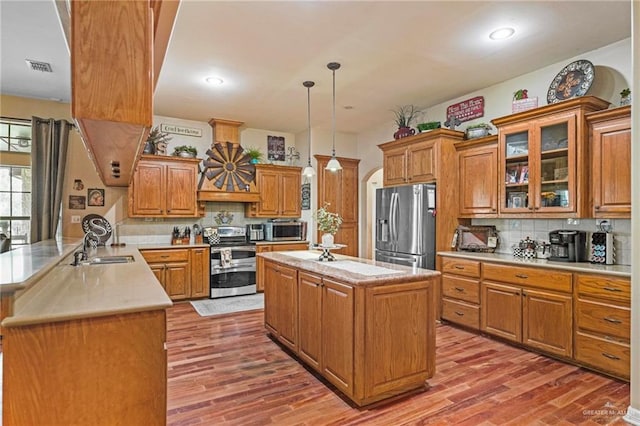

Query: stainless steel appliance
[264,220,307,241]
[548,230,587,262]
[203,225,256,298]
[246,223,265,242]
[375,183,436,269]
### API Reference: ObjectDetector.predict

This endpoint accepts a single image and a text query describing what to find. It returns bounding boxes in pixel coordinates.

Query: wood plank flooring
[166,302,630,425]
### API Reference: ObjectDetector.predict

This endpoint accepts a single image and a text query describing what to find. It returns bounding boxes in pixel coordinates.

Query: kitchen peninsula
[258,250,440,406]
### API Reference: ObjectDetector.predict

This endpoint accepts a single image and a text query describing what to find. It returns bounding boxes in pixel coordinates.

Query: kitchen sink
[88,255,135,265]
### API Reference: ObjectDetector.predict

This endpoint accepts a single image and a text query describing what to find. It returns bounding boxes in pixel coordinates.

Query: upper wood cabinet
[586,105,631,218]
[315,155,360,257]
[71,0,178,187]
[454,135,498,218]
[491,96,610,218]
[129,155,201,218]
[245,165,301,218]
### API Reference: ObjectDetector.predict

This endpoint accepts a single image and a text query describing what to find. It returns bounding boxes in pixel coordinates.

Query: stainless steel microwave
[264,221,307,241]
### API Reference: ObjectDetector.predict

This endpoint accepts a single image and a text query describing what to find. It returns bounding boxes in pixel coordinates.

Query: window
[0,118,32,247]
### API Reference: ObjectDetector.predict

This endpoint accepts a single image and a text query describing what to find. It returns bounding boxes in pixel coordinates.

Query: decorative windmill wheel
[201,142,256,191]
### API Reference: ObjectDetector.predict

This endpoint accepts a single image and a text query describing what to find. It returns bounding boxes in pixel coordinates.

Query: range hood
[197,118,260,203]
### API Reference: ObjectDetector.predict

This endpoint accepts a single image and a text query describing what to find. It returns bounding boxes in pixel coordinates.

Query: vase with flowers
[313,203,342,247]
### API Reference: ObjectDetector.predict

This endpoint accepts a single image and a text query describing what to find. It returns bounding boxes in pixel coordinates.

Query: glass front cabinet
[492,96,610,218]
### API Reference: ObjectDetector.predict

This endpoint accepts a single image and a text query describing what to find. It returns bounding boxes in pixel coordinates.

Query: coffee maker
[548,230,587,262]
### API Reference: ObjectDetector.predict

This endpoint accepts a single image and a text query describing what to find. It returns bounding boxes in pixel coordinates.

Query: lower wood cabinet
[264,260,298,352]
[256,242,308,292]
[141,246,210,300]
[441,257,481,330]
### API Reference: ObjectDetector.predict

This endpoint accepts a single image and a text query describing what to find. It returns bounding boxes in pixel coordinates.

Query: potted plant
[243,146,263,164]
[391,105,422,140]
[416,121,441,133]
[172,145,198,158]
[313,202,342,247]
[144,126,172,154]
[620,88,631,106]
[465,122,492,139]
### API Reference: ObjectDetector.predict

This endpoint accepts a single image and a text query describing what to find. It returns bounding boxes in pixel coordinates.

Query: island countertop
[258,250,440,286]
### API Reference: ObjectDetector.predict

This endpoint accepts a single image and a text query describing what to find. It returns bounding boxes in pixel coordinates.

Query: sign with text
[446,96,485,123]
[160,123,202,137]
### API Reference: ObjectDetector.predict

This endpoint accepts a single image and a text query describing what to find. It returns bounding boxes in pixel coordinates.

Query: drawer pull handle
[160,255,170,258]
[603,287,622,292]
[601,352,620,361]
[454,265,465,270]
[515,274,528,279]
[454,287,465,292]
[454,311,465,316]
[603,317,622,324]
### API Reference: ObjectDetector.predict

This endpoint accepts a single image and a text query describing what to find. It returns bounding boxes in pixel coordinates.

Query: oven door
[210,246,256,298]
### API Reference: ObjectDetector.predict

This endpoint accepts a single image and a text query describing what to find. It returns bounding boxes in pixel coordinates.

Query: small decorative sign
[160,123,202,138]
[301,183,311,210]
[512,97,539,113]
[446,96,485,123]
[267,135,285,161]
[69,195,86,210]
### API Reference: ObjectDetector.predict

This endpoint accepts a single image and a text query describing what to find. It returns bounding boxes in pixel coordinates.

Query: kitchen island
[258,250,440,407]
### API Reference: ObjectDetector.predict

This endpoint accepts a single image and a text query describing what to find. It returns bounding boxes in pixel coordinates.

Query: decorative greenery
[243,146,263,161]
[391,105,423,128]
[313,203,343,235]
[172,145,198,156]
[417,121,441,132]
[513,89,529,100]
[465,122,492,131]
[620,88,631,97]
[146,126,172,147]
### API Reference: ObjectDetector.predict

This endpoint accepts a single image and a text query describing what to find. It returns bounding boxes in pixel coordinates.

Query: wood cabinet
[315,155,360,257]
[256,242,308,291]
[246,165,301,218]
[586,105,631,218]
[140,246,210,300]
[492,96,609,218]
[441,257,481,330]
[263,260,298,352]
[574,274,630,379]
[378,130,467,254]
[297,272,323,371]
[129,155,201,218]
[481,263,573,358]
[454,136,499,217]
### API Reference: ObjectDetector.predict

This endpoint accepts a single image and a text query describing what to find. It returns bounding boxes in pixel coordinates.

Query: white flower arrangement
[313,203,342,235]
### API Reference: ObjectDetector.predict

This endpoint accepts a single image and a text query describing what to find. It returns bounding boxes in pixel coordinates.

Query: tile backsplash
[472,218,631,265]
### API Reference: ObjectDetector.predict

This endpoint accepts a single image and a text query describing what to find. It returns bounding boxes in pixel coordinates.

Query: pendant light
[302,80,316,177]
[325,62,342,172]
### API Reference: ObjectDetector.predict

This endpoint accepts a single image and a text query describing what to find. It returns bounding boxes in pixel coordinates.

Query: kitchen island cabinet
[255,241,308,292]
[259,251,439,406]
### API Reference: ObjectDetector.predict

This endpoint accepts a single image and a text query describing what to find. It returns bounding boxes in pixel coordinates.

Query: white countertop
[437,251,631,277]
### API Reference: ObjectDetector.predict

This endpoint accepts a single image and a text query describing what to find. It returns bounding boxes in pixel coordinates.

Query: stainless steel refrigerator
[375,183,436,269]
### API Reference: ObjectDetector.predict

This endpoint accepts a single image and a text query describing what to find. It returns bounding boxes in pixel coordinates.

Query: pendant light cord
[307,83,313,166]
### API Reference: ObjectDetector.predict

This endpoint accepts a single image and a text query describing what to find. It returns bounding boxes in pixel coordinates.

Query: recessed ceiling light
[489,27,515,40]
[205,77,224,85]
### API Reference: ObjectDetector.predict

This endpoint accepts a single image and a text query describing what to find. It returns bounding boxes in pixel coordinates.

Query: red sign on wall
[446,96,485,123]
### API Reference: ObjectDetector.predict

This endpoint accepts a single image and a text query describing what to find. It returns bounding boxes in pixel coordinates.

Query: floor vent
[25,59,53,73]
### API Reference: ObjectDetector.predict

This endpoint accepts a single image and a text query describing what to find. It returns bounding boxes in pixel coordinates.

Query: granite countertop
[259,250,440,286]
[437,251,631,277]
[3,244,172,328]
[135,242,211,250]
[255,240,310,246]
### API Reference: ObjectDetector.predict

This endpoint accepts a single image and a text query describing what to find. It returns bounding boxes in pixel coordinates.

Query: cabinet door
[131,161,165,216]
[382,146,407,186]
[190,248,209,298]
[276,264,298,352]
[166,163,197,216]
[256,170,280,216]
[322,278,354,395]
[148,263,166,290]
[458,144,498,216]
[522,289,572,357]
[481,282,521,342]
[255,245,273,292]
[591,116,631,217]
[298,272,323,371]
[263,260,279,333]
[407,140,436,183]
[164,262,190,300]
[334,222,358,257]
[280,171,302,217]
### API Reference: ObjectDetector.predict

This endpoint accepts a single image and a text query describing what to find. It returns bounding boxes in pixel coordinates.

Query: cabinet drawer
[141,249,189,263]
[442,275,479,304]
[575,332,630,379]
[442,298,479,330]
[441,257,480,278]
[483,263,572,293]
[576,299,630,341]
[576,275,630,302]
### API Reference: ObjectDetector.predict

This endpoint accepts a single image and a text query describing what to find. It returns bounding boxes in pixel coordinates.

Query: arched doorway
[362,167,382,259]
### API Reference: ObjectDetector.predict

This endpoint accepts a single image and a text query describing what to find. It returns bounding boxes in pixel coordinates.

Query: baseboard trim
[624,406,640,425]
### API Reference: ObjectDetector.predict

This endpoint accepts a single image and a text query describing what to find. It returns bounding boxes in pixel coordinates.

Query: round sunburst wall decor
[202,142,256,191]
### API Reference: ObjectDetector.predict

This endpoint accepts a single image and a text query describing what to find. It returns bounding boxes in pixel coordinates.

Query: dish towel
[220,248,232,268]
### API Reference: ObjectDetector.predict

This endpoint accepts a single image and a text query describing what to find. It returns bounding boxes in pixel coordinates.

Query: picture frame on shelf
[519,166,529,183]
[554,167,568,180]
[508,191,527,209]
[505,165,520,184]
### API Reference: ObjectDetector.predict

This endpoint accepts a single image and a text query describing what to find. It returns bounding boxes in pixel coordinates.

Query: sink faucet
[72,231,98,266]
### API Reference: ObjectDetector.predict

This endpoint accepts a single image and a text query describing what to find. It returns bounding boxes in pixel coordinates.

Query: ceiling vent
[25,59,53,73]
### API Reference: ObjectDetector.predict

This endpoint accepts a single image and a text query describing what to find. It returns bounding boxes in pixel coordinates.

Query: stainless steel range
[203,225,256,298]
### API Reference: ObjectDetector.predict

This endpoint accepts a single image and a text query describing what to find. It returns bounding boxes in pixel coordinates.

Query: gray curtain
[30,117,71,243]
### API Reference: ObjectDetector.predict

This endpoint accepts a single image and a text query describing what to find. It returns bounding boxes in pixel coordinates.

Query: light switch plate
[71,215,81,223]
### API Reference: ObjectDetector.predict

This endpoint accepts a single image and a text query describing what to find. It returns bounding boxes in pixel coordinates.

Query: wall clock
[547,59,595,104]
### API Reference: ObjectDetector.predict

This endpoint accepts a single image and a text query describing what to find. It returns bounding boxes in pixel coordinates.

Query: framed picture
[267,135,285,161]
[512,196,523,208]
[505,165,520,184]
[301,183,311,210]
[69,195,86,210]
[554,167,568,180]
[87,188,105,207]
[508,191,527,209]
[519,166,529,183]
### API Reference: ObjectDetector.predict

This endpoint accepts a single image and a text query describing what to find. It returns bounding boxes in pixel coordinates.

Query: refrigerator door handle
[384,255,418,263]
[389,192,396,243]
[391,192,399,245]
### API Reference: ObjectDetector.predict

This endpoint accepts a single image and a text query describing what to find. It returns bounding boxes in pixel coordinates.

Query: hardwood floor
[167,302,630,425]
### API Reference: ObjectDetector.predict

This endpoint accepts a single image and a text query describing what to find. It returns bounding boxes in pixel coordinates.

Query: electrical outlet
[71,215,81,223]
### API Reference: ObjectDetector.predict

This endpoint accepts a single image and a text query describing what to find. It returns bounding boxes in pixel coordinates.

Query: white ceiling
[0,1,632,135]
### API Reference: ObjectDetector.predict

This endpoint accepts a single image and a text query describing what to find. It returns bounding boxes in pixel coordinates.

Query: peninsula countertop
[259,250,440,286]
